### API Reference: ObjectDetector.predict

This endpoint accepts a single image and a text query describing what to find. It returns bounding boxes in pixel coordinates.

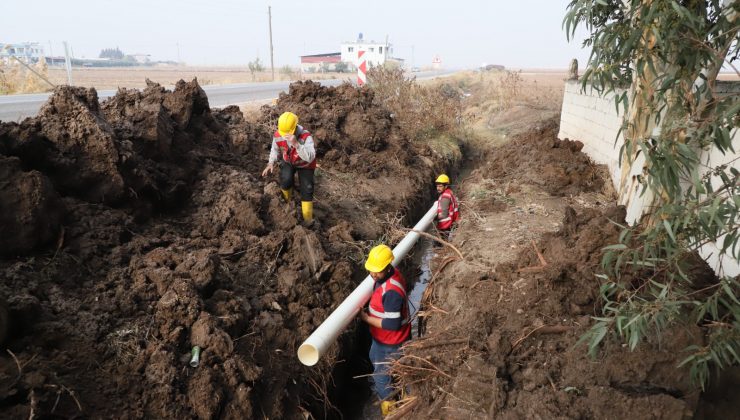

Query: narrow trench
[329,145,474,419]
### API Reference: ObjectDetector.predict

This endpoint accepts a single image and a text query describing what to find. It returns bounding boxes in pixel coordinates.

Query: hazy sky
[1,0,591,68]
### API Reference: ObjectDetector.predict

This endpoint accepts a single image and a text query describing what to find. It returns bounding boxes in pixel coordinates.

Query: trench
[310,191,446,419]
[300,142,465,419]
[335,238,435,420]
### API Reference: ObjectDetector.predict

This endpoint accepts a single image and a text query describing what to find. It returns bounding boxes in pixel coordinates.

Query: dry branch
[405,337,468,350]
[404,229,465,260]
[429,256,459,284]
[517,240,549,272]
[397,354,452,379]
[6,349,22,380]
[385,397,420,420]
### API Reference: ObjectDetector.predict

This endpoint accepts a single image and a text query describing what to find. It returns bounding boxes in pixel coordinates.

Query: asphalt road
[0,70,456,123]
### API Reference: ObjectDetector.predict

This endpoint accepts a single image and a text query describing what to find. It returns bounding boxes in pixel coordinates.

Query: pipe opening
[297,344,319,366]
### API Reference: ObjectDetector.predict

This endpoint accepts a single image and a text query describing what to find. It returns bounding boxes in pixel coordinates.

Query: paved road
[0,70,457,123]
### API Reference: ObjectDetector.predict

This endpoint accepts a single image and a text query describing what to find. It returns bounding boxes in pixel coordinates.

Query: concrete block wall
[557,80,739,277]
[558,81,626,189]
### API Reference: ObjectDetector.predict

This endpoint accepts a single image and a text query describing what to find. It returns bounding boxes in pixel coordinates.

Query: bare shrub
[279,65,296,79]
[496,70,523,109]
[367,67,462,140]
[0,62,22,95]
[0,59,51,95]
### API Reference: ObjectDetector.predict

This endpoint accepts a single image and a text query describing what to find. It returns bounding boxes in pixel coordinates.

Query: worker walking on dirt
[435,174,459,240]
[261,112,317,224]
[359,244,411,412]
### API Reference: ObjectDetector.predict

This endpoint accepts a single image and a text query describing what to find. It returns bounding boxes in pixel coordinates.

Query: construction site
[2,1,740,420]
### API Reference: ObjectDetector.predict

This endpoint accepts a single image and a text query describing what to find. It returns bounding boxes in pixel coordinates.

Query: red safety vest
[436,188,459,230]
[274,126,317,169]
[368,270,411,345]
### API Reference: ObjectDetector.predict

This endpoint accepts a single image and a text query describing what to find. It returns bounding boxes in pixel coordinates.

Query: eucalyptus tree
[564,0,739,387]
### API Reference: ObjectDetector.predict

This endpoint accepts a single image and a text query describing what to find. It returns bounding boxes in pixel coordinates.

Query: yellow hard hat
[365,244,394,273]
[435,174,450,184]
[278,112,298,137]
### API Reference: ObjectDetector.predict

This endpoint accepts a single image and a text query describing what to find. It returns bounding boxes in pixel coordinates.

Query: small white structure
[432,55,442,70]
[340,33,393,69]
[129,53,151,64]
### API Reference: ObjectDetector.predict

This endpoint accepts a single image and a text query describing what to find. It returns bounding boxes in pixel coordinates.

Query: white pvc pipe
[297,202,439,366]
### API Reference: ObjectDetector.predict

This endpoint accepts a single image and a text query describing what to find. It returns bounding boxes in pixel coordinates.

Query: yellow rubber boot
[380,400,394,417]
[281,188,292,202]
[301,201,313,224]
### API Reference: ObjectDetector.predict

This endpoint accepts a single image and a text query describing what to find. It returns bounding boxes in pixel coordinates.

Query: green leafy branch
[565,0,740,389]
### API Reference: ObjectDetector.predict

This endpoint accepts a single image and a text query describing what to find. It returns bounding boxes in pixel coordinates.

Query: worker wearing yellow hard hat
[261,112,317,224]
[435,174,459,240]
[358,244,411,414]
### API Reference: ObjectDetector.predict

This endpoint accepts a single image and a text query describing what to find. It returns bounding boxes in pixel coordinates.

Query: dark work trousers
[279,162,315,201]
[369,338,403,400]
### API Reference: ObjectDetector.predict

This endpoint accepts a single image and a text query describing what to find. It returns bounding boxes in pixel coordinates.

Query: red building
[300,52,342,73]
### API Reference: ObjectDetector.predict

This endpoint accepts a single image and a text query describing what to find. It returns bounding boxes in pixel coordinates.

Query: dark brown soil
[0,79,452,419]
[398,118,719,419]
[484,118,604,196]
[260,80,424,179]
[0,156,63,256]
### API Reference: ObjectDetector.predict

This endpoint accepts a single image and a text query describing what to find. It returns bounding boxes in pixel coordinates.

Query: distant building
[340,33,395,69]
[129,54,151,64]
[300,52,341,73]
[299,34,405,73]
[480,64,505,72]
[0,42,45,64]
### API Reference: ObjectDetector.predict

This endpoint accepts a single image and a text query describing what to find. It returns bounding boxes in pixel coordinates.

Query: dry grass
[105,324,146,364]
[451,70,565,116]
[0,59,51,94]
[367,67,463,141]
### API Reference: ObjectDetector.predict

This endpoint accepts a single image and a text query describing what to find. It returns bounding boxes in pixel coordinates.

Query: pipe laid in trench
[297,202,439,366]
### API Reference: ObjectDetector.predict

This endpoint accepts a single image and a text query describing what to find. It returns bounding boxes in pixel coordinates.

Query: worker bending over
[435,174,459,240]
[261,112,317,224]
[359,245,410,412]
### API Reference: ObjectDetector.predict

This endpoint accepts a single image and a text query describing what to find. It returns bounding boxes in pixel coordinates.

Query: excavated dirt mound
[399,117,715,419]
[484,119,604,196]
[403,205,710,419]
[0,79,449,419]
[260,80,423,178]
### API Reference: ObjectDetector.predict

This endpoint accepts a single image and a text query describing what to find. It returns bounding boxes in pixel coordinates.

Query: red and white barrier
[357,50,367,86]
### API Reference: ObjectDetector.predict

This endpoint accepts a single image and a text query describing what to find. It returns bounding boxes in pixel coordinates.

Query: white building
[340,33,394,68]
[0,42,45,64]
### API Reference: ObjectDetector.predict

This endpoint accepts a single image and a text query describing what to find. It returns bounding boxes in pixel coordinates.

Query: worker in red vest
[435,174,459,240]
[261,112,316,224]
[359,244,410,410]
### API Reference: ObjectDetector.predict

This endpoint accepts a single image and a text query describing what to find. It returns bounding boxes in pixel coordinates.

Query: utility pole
[268,5,275,81]
[63,41,73,85]
[48,41,53,64]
